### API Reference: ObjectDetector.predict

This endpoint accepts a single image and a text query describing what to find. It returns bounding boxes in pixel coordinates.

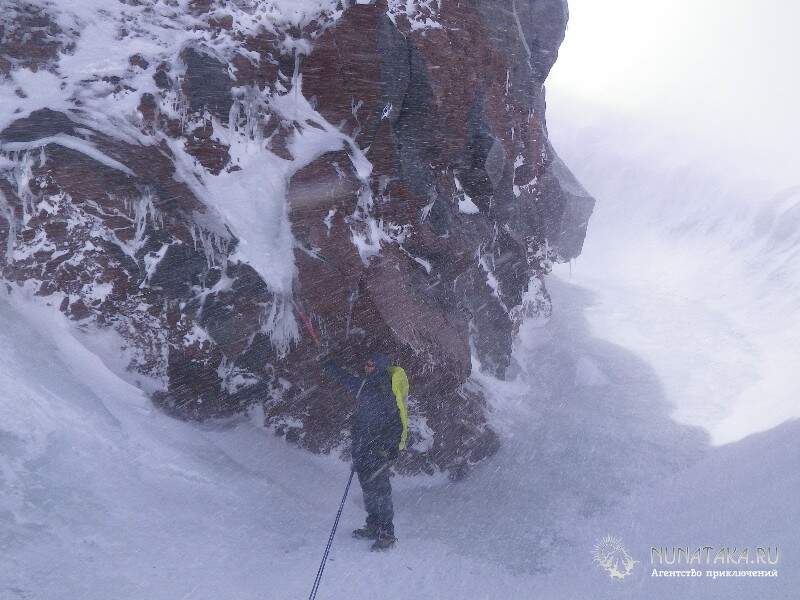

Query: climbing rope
[308,469,355,600]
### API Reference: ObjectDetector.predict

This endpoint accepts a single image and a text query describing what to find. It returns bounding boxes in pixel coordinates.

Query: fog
[545,0,800,446]
[549,0,800,189]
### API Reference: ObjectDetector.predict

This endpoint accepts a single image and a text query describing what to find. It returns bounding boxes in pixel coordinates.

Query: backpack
[387,366,409,451]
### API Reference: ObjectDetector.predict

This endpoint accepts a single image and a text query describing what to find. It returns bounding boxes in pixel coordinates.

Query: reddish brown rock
[0,3,68,76]
[0,0,593,478]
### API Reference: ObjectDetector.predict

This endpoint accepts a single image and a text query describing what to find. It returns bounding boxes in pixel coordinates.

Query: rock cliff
[0,0,593,477]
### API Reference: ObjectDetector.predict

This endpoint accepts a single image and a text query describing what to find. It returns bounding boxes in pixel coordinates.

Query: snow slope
[0,290,549,600]
[3,160,798,599]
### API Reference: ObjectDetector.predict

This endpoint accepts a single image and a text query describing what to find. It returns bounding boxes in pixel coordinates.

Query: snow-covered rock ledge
[0,0,593,477]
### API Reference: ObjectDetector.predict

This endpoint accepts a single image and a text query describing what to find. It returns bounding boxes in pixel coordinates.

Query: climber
[323,353,409,551]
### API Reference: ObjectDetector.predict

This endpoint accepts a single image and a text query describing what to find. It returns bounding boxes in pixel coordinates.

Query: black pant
[356,462,394,536]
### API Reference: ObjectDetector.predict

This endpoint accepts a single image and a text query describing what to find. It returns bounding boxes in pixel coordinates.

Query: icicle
[190,223,231,270]
[262,293,300,358]
[132,188,162,253]
[2,152,38,225]
[0,189,17,262]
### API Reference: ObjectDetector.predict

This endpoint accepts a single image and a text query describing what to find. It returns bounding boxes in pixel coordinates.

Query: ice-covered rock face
[0,0,593,477]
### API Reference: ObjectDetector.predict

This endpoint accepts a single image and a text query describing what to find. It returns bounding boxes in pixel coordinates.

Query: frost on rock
[0,0,592,476]
[386,0,443,31]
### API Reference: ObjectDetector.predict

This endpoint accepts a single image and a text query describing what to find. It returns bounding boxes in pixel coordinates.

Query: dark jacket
[324,353,403,472]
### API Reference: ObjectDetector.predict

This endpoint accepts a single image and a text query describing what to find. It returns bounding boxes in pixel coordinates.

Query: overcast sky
[547,0,800,188]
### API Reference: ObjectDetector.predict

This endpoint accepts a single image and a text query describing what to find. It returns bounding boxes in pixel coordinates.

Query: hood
[370,353,391,373]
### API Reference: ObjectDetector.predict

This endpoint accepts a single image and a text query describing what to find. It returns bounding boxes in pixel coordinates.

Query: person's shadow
[396,277,710,573]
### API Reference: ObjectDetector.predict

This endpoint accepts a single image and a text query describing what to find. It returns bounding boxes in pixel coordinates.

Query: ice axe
[292,299,322,348]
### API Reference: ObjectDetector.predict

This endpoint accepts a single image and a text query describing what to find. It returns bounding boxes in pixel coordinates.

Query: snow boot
[370,532,397,551]
[352,525,379,540]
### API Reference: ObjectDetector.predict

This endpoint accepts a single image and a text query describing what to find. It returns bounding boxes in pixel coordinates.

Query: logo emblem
[593,535,638,581]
